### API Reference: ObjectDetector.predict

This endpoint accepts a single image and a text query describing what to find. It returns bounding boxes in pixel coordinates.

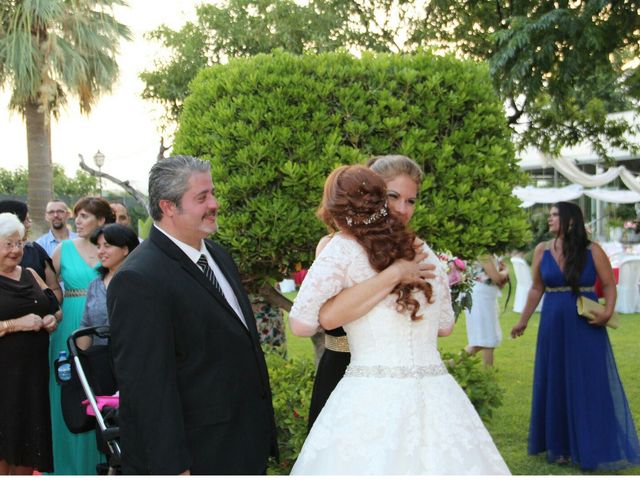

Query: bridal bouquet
[437,251,475,321]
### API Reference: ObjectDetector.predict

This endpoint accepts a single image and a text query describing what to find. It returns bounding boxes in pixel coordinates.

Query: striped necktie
[197,254,224,296]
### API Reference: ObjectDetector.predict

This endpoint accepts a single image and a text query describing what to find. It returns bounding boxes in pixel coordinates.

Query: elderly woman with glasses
[0,213,61,475]
[0,200,62,304]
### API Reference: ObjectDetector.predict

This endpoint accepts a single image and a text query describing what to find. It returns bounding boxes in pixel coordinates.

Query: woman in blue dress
[511,201,640,470]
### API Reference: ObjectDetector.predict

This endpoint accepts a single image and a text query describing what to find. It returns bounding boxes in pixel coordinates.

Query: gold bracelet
[4,319,14,333]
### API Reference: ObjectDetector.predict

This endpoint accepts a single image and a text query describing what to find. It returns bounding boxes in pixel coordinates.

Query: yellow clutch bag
[576,296,620,329]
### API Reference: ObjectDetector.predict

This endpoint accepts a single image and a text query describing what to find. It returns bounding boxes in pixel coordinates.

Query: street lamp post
[93,150,106,196]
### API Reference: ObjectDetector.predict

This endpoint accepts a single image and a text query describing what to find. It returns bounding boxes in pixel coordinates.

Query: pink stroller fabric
[82,395,120,417]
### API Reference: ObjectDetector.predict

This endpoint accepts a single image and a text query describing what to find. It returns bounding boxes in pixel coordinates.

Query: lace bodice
[290,234,454,367]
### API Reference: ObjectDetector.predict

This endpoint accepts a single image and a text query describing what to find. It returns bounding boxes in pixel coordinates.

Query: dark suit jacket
[107,226,277,474]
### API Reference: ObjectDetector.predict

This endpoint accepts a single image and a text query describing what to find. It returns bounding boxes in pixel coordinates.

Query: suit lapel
[149,227,251,334]
[205,241,261,341]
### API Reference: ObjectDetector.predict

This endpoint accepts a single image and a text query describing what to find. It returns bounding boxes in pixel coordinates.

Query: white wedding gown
[289,234,510,475]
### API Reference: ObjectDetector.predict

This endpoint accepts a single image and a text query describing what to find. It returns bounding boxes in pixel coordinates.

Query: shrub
[441,349,504,422]
[173,50,531,293]
[264,348,315,475]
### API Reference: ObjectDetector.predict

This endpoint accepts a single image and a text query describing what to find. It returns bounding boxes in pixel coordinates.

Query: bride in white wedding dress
[289,165,510,475]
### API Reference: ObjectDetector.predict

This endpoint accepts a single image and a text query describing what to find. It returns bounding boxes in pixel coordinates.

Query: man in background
[110,202,131,227]
[35,200,77,257]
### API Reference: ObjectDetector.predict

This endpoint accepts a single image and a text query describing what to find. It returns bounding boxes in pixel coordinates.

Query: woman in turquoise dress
[50,197,115,474]
[511,202,640,470]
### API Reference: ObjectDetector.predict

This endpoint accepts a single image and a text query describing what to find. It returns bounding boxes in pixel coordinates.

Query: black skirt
[307,328,350,431]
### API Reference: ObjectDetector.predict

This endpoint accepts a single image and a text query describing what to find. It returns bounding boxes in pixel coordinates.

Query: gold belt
[325,334,350,353]
[64,289,87,298]
[545,286,595,293]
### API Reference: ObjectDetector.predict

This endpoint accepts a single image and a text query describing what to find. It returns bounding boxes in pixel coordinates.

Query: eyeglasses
[1,241,25,250]
[46,210,68,215]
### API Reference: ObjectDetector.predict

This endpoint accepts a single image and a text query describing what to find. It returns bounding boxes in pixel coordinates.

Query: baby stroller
[55,325,121,474]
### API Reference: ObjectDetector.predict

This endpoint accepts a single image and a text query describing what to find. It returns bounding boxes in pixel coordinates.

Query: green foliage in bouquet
[451,286,474,323]
[264,348,315,475]
[442,349,504,422]
[174,50,531,292]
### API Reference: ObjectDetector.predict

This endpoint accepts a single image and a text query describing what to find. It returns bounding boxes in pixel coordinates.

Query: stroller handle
[67,325,111,356]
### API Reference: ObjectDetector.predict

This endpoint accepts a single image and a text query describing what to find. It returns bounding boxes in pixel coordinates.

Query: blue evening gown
[529,247,640,470]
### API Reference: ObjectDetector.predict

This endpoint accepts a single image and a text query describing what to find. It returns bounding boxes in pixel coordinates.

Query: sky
[0,1,203,194]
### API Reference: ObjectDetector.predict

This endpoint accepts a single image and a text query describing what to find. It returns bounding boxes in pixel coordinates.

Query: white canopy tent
[513,184,640,208]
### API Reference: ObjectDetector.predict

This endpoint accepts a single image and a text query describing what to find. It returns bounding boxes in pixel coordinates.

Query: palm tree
[0,0,131,232]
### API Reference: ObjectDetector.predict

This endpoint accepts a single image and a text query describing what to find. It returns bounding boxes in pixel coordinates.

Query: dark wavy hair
[90,224,140,278]
[317,165,432,320]
[554,202,591,295]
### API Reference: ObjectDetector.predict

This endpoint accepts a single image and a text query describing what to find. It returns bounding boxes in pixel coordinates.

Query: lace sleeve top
[289,233,454,336]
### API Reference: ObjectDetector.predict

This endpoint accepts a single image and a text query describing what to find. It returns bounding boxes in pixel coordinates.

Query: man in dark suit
[107,155,277,474]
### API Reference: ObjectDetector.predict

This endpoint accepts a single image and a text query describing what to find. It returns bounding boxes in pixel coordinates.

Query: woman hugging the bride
[289,164,510,475]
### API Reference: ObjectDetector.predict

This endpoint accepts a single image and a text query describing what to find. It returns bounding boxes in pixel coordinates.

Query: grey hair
[0,213,25,239]
[367,154,423,187]
[148,155,212,221]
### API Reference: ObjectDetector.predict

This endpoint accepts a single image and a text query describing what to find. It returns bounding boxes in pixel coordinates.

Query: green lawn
[282,272,640,475]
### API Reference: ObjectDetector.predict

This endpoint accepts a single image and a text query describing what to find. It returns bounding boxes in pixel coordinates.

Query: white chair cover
[608,252,627,268]
[600,241,623,257]
[615,257,640,314]
[511,257,543,313]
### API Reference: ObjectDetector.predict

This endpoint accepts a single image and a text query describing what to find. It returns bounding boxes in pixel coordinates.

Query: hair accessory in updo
[345,203,388,227]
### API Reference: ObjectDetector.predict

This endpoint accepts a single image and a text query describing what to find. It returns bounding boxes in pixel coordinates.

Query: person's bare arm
[0,313,44,336]
[44,260,62,303]
[26,268,59,333]
[479,255,508,288]
[590,243,616,326]
[76,335,92,350]
[511,244,546,338]
[52,243,62,284]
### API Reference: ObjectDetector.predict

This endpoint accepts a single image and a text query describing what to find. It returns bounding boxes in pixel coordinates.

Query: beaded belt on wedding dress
[325,334,350,352]
[64,289,87,298]
[545,286,595,293]
[345,364,448,379]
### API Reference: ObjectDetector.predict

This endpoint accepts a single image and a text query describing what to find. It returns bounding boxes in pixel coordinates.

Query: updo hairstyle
[367,154,423,187]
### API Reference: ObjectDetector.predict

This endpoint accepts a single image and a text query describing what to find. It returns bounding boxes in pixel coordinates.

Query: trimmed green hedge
[174,50,530,289]
[263,349,315,474]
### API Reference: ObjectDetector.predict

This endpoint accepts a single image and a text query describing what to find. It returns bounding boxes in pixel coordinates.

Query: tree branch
[258,283,292,311]
[507,96,526,124]
[78,154,150,214]
[157,136,171,161]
